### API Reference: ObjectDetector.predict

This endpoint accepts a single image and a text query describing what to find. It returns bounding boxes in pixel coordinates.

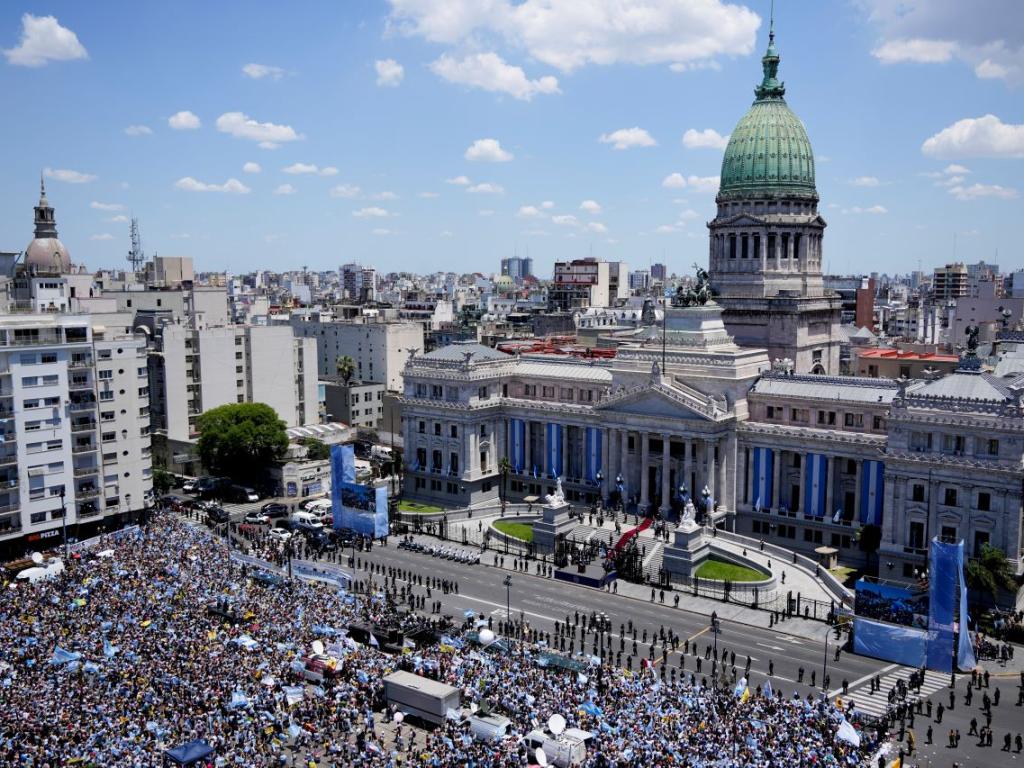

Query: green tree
[965,544,1017,603]
[196,403,289,481]
[152,468,174,496]
[300,438,330,461]
[335,354,356,384]
[857,523,882,575]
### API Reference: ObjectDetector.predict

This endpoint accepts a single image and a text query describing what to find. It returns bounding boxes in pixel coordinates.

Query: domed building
[24,176,72,275]
[707,20,840,375]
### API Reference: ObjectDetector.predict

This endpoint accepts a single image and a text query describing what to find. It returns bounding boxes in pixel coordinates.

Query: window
[99,391,114,401]
[790,408,809,423]
[560,388,574,400]
[523,384,537,397]
[431,450,442,471]
[817,410,836,426]
[766,405,780,420]
[479,425,487,437]
[416,448,426,469]
[899,365,911,379]
[908,521,925,550]
[977,492,991,512]
[940,525,958,544]
[478,386,489,400]
[433,423,441,436]
[579,389,593,402]
[973,530,990,555]
[98,370,113,380]
[872,416,885,431]
[30,512,47,524]
[450,425,458,438]
[941,434,965,455]
[418,421,425,434]
[911,484,925,503]
[986,439,999,456]
[909,432,932,452]
[943,488,958,507]
[102,431,116,443]
[844,413,864,428]
[414,383,427,398]
[542,386,555,398]
[480,451,487,472]
[431,385,443,399]
[449,453,459,474]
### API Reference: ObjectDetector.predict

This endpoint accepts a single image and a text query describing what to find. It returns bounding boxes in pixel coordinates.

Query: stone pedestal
[662,521,710,581]
[532,501,574,556]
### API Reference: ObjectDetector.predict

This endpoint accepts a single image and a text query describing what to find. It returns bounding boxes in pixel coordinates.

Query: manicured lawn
[493,520,533,542]
[397,501,445,513]
[829,565,860,587]
[695,557,764,582]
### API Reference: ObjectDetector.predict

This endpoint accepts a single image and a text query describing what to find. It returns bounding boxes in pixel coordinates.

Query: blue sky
[1,1,1022,278]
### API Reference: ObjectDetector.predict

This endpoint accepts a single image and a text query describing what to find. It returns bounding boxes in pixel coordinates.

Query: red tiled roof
[856,348,958,362]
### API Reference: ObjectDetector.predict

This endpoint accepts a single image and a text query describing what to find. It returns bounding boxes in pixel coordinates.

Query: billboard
[331,444,388,538]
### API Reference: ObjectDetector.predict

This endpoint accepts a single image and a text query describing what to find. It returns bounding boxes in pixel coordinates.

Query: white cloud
[431,52,559,100]
[947,183,1018,201]
[682,128,729,150]
[843,205,888,214]
[242,62,285,80]
[90,201,123,211]
[655,224,680,234]
[352,206,392,218]
[274,183,296,195]
[215,111,303,149]
[386,0,759,73]
[467,182,504,194]
[329,184,361,198]
[517,205,544,218]
[107,214,128,223]
[440,229,454,237]
[677,208,699,220]
[945,163,971,174]
[850,176,881,187]
[168,110,201,130]
[922,115,1024,158]
[579,199,602,214]
[975,59,1010,79]
[662,173,686,189]
[3,14,87,67]
[599,127,656,150]
[540,200,554,209]
[465,138,514,162]
[375,58,404,87]
[586,222,608,234]
[370,191,399,201]
[282,162,338,176]
[44,167,95,184]
[872,38,957,64]
[124,124,152,136]
[174,176,251,194]
[445,175,471,186]
[662,172,719,192]
[478,209,495,216]
[243,161,262,174]
[372,228,393,236]
[90,233,114,241]
[552,214,578,226]
[418,191,439,199]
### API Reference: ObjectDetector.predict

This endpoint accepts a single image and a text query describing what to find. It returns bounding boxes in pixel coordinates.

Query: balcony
[75,487,100,500]
[77,504,100,517]
[0,454,17,467]
[69,401,96,412]
[68,379,93,391]
[74,466,99,477]
[68,357,92,369]
[0,502,18,515]
[71,420,96,433]
[72,443,97,454]
[0,476,18,490]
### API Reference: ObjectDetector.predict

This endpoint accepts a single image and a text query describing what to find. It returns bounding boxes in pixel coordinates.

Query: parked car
[205,506,230,527]
[196,477,229,500]
[224,484,260,503]
[268,528,292,543]
[243,510,269,525]
[182,477,200,493]
[261,503,289,519]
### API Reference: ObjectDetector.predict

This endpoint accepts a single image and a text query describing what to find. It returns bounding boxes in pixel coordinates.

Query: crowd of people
[0,513,881,766]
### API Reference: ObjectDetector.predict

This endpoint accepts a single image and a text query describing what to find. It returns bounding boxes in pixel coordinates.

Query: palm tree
[965,544,1017,605]
[335,354,355,384]
[498,456,512,516]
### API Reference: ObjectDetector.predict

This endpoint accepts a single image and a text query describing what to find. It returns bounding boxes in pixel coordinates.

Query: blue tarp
[164,739,215,765]
[853,617,928,668]
[927,539,958,673]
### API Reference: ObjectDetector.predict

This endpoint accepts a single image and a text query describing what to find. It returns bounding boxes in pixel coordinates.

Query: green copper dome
[718,24,817,202]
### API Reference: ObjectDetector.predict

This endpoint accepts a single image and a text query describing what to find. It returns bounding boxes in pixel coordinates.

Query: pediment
[597,383,716,421]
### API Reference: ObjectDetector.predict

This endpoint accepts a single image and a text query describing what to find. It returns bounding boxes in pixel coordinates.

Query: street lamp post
[822,632,829,696]
[503,574,512,648]
[711,611,719,684]
[59,488,68,560]
[125,493,132,528]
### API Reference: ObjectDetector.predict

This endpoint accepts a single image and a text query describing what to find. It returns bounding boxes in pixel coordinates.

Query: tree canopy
[196,403,289,481]
[300,438,330,461]
[965,544,1018,602]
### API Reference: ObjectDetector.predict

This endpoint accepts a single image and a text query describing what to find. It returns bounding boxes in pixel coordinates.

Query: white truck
[382,670,461,726]
[524,728,592,767]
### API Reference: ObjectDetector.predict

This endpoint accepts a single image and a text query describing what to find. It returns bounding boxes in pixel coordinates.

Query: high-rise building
[933,263,969,300]
[500,256,533,281]
[628,269,651,292]
[549,258,628,311]
[708,22,841,374]
[650,263,667,281]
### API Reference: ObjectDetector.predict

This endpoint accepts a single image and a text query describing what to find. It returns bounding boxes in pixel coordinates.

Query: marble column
[660,435,671,512]
[771,448,782,510]
[524,421,533,476]
[683,439,693,498]
[601,428,611,498]
[620,430,629,489]
[706,438,717,504]
[561,423,569,480]
[639,433,650,509]
[760,232,768,272]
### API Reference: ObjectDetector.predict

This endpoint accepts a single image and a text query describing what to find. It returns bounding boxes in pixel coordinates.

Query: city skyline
[1,1,1022,277]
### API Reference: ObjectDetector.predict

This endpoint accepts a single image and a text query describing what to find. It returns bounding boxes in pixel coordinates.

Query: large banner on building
[750,447,773,511]
[584,427,602,483]
[509,419,526,474]
[803,453,828,517]
[859,460,885,526]
[545,423,563,478]
[331,444,388,538]
[927,538,975,673]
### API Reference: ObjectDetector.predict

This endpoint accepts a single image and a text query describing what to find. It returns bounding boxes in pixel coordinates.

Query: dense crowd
[1,514,878,766]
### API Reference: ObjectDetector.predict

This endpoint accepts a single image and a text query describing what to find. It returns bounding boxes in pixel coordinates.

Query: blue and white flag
[750,448,773,509]
[763,679,773,699]
[803,453,828,517]
[859,460,885,526]
[836,718,860,747]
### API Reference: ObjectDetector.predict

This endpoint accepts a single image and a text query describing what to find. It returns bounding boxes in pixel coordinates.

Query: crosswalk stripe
[835,666,949,718]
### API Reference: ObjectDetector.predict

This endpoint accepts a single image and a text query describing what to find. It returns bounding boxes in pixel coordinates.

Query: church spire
[755,1,786,101]
[39,171,48,206]
[33,174,58,240]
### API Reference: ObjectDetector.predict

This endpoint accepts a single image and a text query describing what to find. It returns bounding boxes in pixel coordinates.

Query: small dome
[25,237,71,274]
[717,24,817,203]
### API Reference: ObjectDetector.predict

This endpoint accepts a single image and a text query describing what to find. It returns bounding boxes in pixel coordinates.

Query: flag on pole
[369,633,379,648]
[754,497,761,514]
[836,718,861,747]
[833,509,843,523]
[762,679,772,699]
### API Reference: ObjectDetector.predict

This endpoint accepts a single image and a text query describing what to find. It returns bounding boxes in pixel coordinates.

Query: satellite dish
[311,640,325,656]
[535,747,548,766]
[548,714,566,736]
[31,552,43,565]
[478,628,495,646]
[393,711,404,724]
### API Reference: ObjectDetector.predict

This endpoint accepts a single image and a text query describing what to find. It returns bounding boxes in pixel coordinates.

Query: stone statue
[680,500,698,529]
[673,263,714,307]
[964,324,980,352]
[544,477,566,507]
[640,296,656,326]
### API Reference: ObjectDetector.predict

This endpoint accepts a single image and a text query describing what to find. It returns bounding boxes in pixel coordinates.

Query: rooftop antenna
[127,217,145,273]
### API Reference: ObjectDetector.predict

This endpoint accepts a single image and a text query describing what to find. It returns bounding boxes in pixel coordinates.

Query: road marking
[830,662,899,697]
[687,626,710,643]
[756,642,786,652]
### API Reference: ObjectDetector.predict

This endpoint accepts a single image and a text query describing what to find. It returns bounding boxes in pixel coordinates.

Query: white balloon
[477,628,495,646]
[548,713,566,735]
[311,640,325,656]
[393,711,404,724]
[536,747,548,766]
[31,552,43,565]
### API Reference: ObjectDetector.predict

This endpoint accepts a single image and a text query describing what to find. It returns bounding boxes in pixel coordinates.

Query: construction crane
[127,217,145,273]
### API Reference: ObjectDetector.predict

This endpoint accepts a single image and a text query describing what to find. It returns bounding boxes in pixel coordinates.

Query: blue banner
[509,419,526,474]
[859,460,885,526]
[927,538,958,673]
[803,453,828,517]
[853,617,928,667]
[331,443,388,538]
[584,427,602,482]
[750,447,773,511]
[957,542,977,671]
[545,423,563,478]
